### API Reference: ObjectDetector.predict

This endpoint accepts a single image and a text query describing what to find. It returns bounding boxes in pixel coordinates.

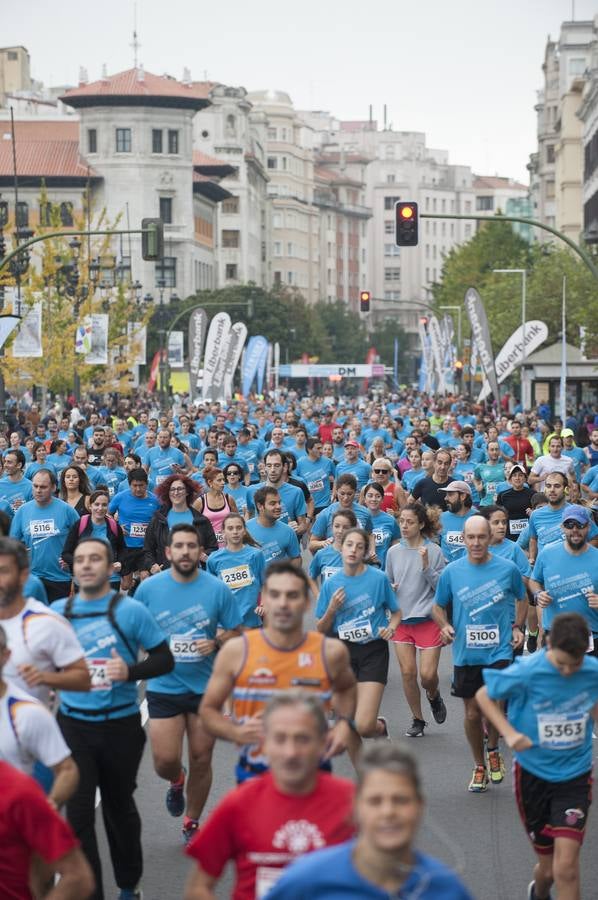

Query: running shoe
[165,767,186,817]
[182,816,199,845]
[468,765,489,792]
[405,717,426,738]
[526,630,538,653]
[427,692,447,724]
[117,889,143,900]
[377,716,391,739]
[486,749,505,784]
[526,880,552,899]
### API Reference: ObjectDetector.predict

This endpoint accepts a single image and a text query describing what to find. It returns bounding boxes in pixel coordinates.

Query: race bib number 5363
[537,713,587,750]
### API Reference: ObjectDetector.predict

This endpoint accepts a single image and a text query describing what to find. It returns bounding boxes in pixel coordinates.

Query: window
[168,130,179,154]
[464,200,472,213]
[267,127,277,140]
[274,241,282,256]
[384,267,400,281]
[384,221,394,234]
[267,157,277,170]
[272,213,282,227]
[117,256,132,282]
[159,197,173,224]
[287,271,294,284]
[152,129,163,153]
[569,57,586,75]
[59,202,73,226]
[116,128,131,152]
[476,196,494,211]
[384,195,400,210]
[465,224,472,238]
[15,202,28,228]
[387,174,396,183]
[546,144,555,164]
[225,264,238,280]
[221,229,240,248]
[7,51,17,60]
[281,156,287,170]
[546,180,555,199]
[274,271,282,285]
[384,290,400,300]
[384,243,400,256]
[87,129,97,153]
[39,202,52,226]
[441,199,446,212]
[222,196,239,214]
[155,256,176,287]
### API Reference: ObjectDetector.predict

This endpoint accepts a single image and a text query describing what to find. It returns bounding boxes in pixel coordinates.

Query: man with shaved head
[432,515,528,793]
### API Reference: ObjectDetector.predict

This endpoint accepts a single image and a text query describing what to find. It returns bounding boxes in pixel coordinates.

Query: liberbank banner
[464,287,500,402]
[278,363,386,378]
[478,320,548,401]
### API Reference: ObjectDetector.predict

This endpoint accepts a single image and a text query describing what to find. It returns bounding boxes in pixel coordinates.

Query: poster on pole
[167,331,184,368]
[127,322,147,365]
[84,314,109,365]
[242,336,268,397]
[478,320,548,401]
[188,308,207,397]
[428,316,446,394]
[464,287,500,402]
[223,322,248,401]
[211,328,233,402]
[256,340,269,395]
[201,312,231,401]
[417,317,434,394]
[12,302,42,358]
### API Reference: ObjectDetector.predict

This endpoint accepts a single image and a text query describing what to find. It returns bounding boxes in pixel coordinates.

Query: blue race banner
[242,335,268,396]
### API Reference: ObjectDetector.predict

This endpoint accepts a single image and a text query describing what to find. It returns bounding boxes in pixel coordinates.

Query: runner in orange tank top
[200,561,360,780]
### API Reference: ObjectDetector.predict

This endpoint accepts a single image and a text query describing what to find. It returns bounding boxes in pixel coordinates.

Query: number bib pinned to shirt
[87,658,112,691]
[338,618,373,643]
[466,624,499,648]
[221,564,253,589]
[446,531,465,548]
[169,634,204,662]
[129,522,147,539]
[509,518,527,535]
[537,712,587,750]
[30,519,56,537]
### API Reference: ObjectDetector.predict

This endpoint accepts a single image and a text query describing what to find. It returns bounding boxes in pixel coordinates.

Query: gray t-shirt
[385,540,445,621]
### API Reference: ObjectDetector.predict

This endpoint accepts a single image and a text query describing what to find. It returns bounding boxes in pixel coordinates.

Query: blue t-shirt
[309,545,343,582]
[434,555,525,666]
[267,841,473,900]
[108,490,161,548]
[167,509,194,529]
[452,462,479,504]
[474,461,505,506]
[246,518,301,565]
[529,504,598,554]
[23,573,48,605]
[296,456,335,509]
[224,484,249,515]
[217,453,249,476]
[10,498,79,581]
[440,509,476,562]
[0,475,33,513]
[135,570,241,694]
[335,459,372,490]
[484,651,598,782]
[563,446,586,482]
[145,446,185,488]
[53,592,166,720]
[532,543,598,633]
[316,567,398,644]
[489,540,531,580]
[370,510,401,568]
[312,502,373,539]
[93,466,127,497]
[207,545,265,627]
[401,467,425,493]
[46,453,72,475]
[247,482,306,525]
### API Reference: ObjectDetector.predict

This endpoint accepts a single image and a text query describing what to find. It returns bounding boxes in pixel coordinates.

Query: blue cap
[561,504,591,525]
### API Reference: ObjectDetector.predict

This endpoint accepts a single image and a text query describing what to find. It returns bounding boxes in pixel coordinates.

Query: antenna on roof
[79,66,88,86]
[182,67,191,86]
[131,1,141,68]
[101,63,108,81]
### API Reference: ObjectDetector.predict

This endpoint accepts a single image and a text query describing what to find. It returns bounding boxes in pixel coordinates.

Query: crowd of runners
[0,388,597,900]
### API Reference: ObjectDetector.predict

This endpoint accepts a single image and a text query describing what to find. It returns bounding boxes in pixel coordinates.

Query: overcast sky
[4,0,597,182]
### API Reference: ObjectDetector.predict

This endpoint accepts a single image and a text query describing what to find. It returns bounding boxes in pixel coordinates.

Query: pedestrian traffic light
[395,202,418,247]
[419,316,428,327]
[141,218,164,261]
[360,290,371,312]
[454,359,464,379]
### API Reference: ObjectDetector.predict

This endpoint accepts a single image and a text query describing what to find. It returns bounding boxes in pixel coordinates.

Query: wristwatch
[337,715,358,734]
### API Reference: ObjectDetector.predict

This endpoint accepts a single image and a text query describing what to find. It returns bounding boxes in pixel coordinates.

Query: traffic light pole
[0,228,152,275]
[420,213,598,282]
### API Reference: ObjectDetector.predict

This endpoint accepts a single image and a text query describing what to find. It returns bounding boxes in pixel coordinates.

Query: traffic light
[454,359,464,380]
[419,316,428,327]
[141,218,164,261]
[395,201,418,247]
[360,290,371,313]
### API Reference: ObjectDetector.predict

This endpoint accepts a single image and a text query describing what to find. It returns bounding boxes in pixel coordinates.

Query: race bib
[216,531,225,544]
[129,522,147,539]
[169,634,205,662]
[155,475,166,485]
[322,566,341,580]
[466,624,499,648]
[256,866,282,898]
[446,531,464,548]
[373,529,385,545]
[248,462,255,473]
[338,618,373,643]
[221,564,253,589]
[588,632,595,654]
[87,658,112,691]
[509,518,527,534]
[30,518,56,537]
[463,471,474,484]
[486,482,497,495]
[537,712,587,749]
[308,478,324,493]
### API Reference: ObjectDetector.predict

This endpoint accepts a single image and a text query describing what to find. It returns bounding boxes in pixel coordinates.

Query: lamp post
[493,268,527,406]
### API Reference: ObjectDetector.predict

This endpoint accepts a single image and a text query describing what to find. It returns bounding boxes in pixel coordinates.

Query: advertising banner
[167,331,184,368]
[188,308,207,397]
[256,340,269,395]
[428,316,446,394]
[478,320,548,401]
[127,323,147,366]
[12,302,42,358]
[84,314,109,365]
[464,287,500,401]
[223,322,248,401]
[201,312,231,401]
[242,335,268,396]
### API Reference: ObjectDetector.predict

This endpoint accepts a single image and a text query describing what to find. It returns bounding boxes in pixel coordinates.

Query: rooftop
[473,174,528,192]
[61,68,212,111]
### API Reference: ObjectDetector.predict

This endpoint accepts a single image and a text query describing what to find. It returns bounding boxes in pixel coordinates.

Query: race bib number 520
[170,634,204,662]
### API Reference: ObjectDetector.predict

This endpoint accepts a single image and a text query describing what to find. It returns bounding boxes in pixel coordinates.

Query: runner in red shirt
[184,692,355,900]
[0,761,94,900]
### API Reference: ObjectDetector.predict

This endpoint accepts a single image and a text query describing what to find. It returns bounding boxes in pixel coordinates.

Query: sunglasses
[562,520,588,530]
[373,468,390,474]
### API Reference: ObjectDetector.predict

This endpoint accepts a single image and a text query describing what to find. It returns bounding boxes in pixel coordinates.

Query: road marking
[94,697,148,808]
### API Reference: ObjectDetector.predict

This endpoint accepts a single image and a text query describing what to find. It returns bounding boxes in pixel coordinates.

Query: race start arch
[277,363,386,378]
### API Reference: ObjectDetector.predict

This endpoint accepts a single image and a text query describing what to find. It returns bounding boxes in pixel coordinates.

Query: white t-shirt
[1,598,85,706]
[0,679,71,775]
[530,455,574,490]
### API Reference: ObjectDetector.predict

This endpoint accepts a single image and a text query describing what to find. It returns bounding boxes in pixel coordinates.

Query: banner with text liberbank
[464,287,500,402]
[202,312,231,401]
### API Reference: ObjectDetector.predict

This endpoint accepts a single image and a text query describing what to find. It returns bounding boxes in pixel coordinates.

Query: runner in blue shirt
[529,472,598,563]
[309,508,357,587]
[145,429,187,489]
[361,482,400,569]
[477,612,598,900]
[54,536,172,899]
[336,441,372,490]
[317,527,400,742]
[531,504,598,645]
[0,449,33,513]
[135,523,242,844]
[223,463,250,517]
[309,475,374,554]
[438,481,476,563]
[296,437,335,515]
[108,468,160,589]
[10,468,79,602]
[432,515,527,793]
[268,742,473,900]
[93,447,127,498]
[246,450,307,535]
[246,486,301,566]
[207,513,265,628]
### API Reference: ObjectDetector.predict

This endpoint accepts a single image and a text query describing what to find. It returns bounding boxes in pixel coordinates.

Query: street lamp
[493,268,527,405]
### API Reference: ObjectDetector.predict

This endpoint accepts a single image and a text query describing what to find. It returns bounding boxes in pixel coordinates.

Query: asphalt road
[95,618,598,899]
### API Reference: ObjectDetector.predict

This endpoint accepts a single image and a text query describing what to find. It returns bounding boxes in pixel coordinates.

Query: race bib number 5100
[466,624,499,648]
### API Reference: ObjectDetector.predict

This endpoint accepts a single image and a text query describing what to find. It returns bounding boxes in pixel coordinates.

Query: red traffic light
[360,290,371,312]
[419,316,428,326]
[395,201,418,247]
